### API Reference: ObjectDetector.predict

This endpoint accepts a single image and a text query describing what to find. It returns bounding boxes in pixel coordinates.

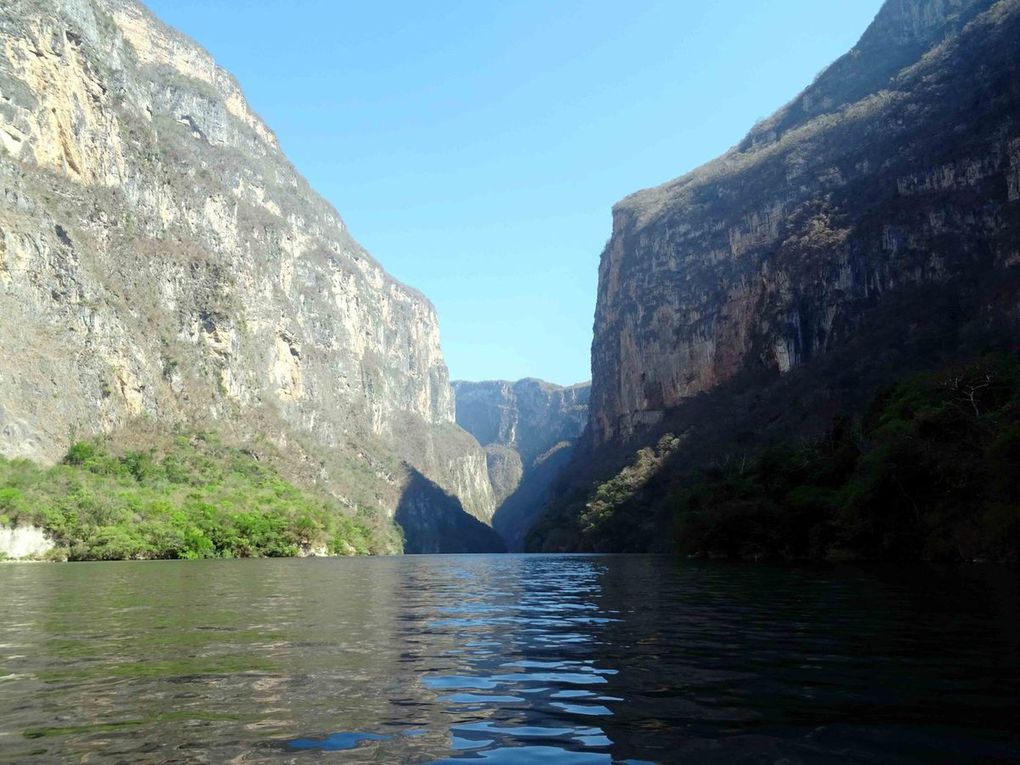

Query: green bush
[0,434,399,561]
[535,355,1020,562]
[669,355,1020,561]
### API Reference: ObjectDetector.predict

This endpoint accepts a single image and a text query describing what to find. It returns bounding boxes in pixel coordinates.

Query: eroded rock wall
[453,379,589,547]
[590,0,1020,446]
[0,0,495,538]
[453,379,590,468]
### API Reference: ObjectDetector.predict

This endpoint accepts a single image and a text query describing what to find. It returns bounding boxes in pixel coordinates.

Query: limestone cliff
[453,379,589,549]
[589,0,1020,447]
[530,0,1020,551]
[0,0,496,549]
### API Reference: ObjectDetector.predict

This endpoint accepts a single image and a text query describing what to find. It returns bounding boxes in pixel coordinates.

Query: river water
[0,555,1017,763]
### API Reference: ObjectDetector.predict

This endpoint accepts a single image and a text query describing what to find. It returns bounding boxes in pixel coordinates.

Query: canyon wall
[589,0,1019,447]
[0,0,497,549]
[453,379,589,549]
[529,0,1020,552]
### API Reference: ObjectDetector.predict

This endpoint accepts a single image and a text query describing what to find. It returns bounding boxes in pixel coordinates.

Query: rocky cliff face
[395,470,505,555]
[590,0,1020,447]
[453,379,589,548]
[453,379,590,469]
[0,0,496,548]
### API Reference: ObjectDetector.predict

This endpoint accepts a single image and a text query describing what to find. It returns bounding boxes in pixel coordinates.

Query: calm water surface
[0,555,1018,763]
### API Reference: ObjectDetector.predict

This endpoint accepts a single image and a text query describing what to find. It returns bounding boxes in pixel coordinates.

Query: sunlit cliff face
[0,0,495,532]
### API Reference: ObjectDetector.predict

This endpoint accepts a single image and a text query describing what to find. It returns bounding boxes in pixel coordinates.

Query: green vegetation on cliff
[530,355,1020,562]
[0,433,402,561]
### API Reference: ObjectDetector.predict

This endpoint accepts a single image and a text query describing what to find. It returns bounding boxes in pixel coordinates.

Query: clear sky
[144,0,885,385]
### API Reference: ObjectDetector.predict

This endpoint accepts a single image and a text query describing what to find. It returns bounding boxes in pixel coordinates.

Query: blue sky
[144,0,885,385]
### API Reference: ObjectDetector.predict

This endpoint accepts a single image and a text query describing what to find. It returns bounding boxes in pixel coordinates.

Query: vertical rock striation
[0,0,495,548]
[527,0,1020,552]
[589,0,1020,447]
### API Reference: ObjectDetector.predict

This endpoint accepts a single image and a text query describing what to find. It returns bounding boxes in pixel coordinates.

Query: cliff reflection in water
[0,556,1018,763]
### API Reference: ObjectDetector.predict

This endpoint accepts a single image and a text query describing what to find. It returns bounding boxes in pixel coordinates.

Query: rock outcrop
[453,379,589,549]
[0,525,54,559]
[395,470,505,554]
[533,0,1020,551]
[0,0,495,550]
[589,0,1020,447]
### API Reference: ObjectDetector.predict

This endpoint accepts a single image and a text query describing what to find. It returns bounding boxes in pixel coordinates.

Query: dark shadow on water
[290,556,1020,763]
[3,556,1019,763]
[396,468,506,554]
[589,558,1020,764]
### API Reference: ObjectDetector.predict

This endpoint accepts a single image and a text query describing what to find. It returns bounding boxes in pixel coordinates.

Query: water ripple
[0,556,1018,763]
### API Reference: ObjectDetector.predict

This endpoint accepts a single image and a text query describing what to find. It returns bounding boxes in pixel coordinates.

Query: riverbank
[0,433,402,561]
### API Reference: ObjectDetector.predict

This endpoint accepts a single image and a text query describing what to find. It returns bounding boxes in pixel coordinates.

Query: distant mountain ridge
[453,379,589,550]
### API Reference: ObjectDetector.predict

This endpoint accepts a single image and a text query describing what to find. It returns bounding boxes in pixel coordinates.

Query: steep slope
[0,0,497,550]
[590,0,1018,446]
[453,379,589,549]
[396,470,506,555]
[539,0,1020,551]
[590,0,1019,445]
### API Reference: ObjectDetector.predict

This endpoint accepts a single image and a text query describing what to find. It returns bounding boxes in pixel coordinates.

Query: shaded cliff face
[395,470,505,555]
[590,0,1020,447]
[453,379,590,470]
[0,0,494,546]
[453,379,589,548]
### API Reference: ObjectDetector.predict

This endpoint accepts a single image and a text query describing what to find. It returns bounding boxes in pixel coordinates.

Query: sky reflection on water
[0,555,1018,763]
